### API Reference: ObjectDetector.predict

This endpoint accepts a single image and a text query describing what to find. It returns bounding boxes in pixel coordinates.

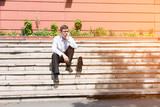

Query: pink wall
[0,0,160,35]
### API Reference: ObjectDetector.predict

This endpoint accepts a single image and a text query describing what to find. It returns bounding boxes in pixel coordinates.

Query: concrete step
[1,74,160,80]
[1,40,160,98]
[0,47,160,53]
[0,70,159,81]
[1,55,160,59]
[1,59,159,65]
[0,48,160,55]
[1,69,160,75]
[0,88,160,98]
[0,40,160,44]
[1,53,160,59]
[0,78,160,85]
[2,43,160,48]
[0,83,158,91]
[1,71,160,79]
[1,66,158,72]
[0,62,160,67]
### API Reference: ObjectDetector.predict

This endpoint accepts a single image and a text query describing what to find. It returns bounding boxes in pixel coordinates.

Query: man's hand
[62,54,69,63]
[66,32,70,40]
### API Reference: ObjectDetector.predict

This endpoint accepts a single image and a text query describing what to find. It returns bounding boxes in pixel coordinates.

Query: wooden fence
[0,0,160,35]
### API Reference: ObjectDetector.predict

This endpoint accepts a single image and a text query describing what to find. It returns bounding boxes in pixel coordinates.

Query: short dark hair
[60,25,69,32]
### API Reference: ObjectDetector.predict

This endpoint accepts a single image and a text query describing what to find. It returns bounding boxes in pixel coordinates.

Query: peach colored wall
[0,0,160,35]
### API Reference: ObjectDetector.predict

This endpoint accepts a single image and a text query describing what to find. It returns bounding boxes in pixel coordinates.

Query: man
[52,25,77,82]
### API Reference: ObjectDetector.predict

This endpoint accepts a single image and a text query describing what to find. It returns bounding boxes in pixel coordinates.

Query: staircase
[1,39,160,99]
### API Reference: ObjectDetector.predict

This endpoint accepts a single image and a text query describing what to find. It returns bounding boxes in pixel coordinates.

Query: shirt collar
[60,35,63,41]
[60,35,66,41]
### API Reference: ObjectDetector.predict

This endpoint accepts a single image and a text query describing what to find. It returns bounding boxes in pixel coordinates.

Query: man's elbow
[52,48,56,53]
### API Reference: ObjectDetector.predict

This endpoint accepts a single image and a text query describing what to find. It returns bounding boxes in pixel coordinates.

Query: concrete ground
[0,98,160,107]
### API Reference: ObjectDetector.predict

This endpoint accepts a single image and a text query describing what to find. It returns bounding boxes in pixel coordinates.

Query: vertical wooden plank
[155,0,160,5]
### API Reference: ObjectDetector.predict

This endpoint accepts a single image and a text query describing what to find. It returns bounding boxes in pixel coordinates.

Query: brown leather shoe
[66,67,73,72]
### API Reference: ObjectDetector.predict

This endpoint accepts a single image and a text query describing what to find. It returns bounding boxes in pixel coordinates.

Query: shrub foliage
[74,19,82,31]
[0,19,158,37]
[24,19,33,36]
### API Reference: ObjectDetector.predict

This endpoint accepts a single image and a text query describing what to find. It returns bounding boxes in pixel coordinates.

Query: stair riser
[1,66,159,71]
[1,53,160,58]
[1,58,159,65]
[0,84,158,91]
[1,74,160,80]
[1,48,160,53]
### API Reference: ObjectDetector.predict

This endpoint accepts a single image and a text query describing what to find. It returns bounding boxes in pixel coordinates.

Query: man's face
[61,29,69,40]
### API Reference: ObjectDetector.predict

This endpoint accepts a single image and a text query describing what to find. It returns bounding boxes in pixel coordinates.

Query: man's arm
[62,53,69,63]
[68,37,78,49]
[52,38,69,63]
[52,37,63,56]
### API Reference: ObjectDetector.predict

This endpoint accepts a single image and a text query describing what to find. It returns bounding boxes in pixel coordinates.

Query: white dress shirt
[52,35,78,56]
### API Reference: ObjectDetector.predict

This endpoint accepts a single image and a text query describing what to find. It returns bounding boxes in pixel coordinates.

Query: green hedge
[0,19,158,37]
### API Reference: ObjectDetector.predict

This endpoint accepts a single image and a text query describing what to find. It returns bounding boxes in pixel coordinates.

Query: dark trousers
[52,46,74,75]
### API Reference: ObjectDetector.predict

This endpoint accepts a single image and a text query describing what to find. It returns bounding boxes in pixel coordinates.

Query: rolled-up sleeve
[68,37,78,49]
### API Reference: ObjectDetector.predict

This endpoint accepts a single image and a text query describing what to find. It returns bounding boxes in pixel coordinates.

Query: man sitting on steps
[52,25,78,82]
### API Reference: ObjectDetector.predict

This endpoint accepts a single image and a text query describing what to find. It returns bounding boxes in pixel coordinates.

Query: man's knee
[67,46,74,53]
[52,53,58,58]
[69,46,74,50]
